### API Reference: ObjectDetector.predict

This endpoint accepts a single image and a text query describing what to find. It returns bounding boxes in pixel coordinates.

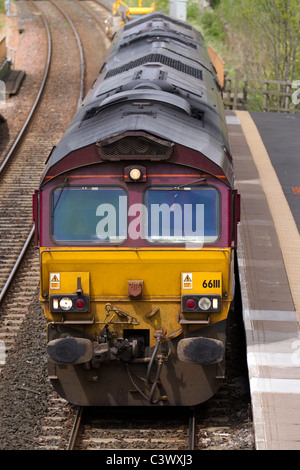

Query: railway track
[0,0,85,373]
[0,2,254,451]
[34,274,253,451]
[0,4,51,175]
[67,406,196,450]
[0,0,112,306]
[35,299,252,451]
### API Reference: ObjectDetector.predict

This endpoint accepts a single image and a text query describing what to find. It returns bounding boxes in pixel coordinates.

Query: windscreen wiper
[168,178,206,190]
[52,178,68,216]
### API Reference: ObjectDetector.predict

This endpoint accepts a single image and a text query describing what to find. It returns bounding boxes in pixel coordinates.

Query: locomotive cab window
[51,186,127,244]
[145,186,220,244]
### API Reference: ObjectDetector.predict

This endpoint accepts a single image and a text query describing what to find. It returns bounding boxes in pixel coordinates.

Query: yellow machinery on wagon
[113,0,156,23]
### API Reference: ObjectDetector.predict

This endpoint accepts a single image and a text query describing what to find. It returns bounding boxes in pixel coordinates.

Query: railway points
[227,110,300,450]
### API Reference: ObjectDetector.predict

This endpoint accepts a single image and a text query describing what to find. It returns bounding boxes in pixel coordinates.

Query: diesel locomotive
[34,12,240,406]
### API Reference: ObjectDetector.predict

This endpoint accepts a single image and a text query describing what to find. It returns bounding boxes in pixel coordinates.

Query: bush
[200,10,224,41]
[0,0,5,15]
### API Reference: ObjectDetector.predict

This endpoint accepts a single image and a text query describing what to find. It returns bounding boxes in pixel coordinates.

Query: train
[33,11,240,406]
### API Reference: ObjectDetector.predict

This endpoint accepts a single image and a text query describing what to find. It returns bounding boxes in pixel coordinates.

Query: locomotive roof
[108,12,215,77]
[41,12,233,186]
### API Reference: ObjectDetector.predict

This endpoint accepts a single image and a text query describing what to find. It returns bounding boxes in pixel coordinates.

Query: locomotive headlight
[124,165,146,183]
[129,167,143,181]
[50,294,89,313]
[182,295,221,313]
[59,297,73,310]
[198,297,211,311]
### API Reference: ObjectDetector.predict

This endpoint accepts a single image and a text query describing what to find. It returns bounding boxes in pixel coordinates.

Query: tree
[245,0,300,81]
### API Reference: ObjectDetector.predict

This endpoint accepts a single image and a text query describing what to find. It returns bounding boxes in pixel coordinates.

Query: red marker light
[186,298,196,309]
[75,298,85,309]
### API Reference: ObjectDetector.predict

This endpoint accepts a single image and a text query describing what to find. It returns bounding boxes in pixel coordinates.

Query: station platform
[226,110,300,450]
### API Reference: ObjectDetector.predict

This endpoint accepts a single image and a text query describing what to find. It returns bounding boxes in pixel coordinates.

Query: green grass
[0,0,7,33]
[0,1,5,14]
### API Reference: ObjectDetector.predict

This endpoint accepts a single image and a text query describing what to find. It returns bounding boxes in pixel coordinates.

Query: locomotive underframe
[46,320,227,406]
[40,246,233,406]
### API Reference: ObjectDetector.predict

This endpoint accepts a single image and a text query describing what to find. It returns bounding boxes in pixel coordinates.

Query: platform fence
[223,71,300,114]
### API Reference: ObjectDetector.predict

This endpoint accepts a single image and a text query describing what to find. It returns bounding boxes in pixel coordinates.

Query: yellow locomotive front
[36,144,239,406]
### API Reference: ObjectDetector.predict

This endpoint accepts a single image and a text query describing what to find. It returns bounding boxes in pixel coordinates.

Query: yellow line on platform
[235,110,300,323]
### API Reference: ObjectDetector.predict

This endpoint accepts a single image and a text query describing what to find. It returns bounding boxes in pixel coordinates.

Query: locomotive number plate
[181,272,222,294]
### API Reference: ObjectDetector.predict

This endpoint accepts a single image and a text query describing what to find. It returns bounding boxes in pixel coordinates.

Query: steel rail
[51,0,85,108]
[188,407,196,450]
[77,0,113,38]
[0,1,52,304]
[0,0,86,305]
[0,0,52,175]
[68,406,84,450]
[0,226,35,304]
[67,405,197,450]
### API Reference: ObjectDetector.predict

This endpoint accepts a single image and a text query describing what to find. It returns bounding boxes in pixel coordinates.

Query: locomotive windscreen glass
[145,187,219,244]
[52,186,127,243]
